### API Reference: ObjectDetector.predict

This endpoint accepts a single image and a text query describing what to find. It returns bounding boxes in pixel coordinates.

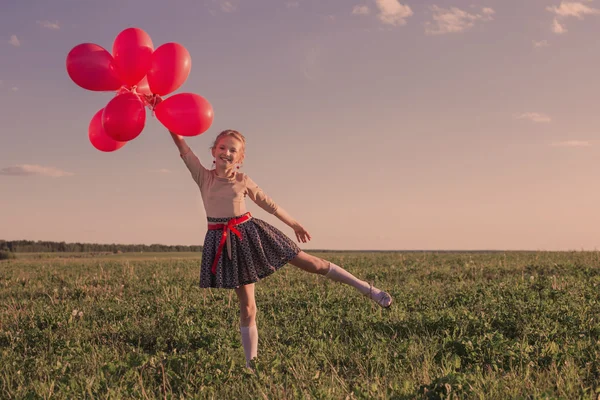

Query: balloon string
[148,94,159,117]
[117,85,128,96]
[117,87,157,116]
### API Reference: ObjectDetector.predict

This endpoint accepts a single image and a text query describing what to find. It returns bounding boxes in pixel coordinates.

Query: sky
[1,0,600,251]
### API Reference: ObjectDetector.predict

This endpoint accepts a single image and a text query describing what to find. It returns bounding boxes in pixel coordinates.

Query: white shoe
[366,284,393,308]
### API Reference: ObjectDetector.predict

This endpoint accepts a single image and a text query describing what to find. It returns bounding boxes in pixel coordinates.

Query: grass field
[1,251,599,399]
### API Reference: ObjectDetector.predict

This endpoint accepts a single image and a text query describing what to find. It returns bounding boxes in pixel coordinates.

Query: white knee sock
[240,325,258,367]
[325,262,391,308]
[325,262,371,295]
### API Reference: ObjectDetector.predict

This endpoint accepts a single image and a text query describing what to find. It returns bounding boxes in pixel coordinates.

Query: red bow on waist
[207,212,252,274]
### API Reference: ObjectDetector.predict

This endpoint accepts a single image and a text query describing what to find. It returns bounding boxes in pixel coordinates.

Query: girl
[169,128,392,368]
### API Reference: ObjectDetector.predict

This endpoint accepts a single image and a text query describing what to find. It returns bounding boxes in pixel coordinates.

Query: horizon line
[1,238,598,253]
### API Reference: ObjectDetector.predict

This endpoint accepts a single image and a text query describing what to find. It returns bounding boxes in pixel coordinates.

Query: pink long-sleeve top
[180,148,279,219]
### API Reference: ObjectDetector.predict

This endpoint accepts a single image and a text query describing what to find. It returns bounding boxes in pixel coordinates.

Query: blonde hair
[211,129,246,155]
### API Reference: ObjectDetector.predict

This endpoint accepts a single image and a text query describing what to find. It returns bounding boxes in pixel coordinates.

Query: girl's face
[212,136,244,168]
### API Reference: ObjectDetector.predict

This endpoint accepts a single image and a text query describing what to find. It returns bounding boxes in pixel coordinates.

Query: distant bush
[0,251,16,260]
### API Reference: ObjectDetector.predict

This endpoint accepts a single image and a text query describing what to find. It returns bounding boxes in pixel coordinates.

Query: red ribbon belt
[207,212,252,274]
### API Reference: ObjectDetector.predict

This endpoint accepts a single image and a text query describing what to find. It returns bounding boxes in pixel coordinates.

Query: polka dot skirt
[199,215,301,289]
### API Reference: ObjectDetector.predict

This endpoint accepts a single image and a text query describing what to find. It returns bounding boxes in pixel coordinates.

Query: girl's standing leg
[289,251,392,308]
[235,283,258,368]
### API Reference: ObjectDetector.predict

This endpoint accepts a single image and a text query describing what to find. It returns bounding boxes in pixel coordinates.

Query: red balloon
[102,92,146,142]
[66,43,123,91]
[147,43,191,96]
[155,93,214,136]
[112,27,154,86]
[89,108,126,152]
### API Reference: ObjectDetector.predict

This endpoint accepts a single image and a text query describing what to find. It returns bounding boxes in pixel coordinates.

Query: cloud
[547,1,600,18]
[550,140,591,147]
[552,18,568,33]
[286,1,299,8]
[0,164,74,178]
[515,112,552,123]
[207,0,237,15]
[425,6,495,35]
[220,1,237,12]
[547,1,600,33]
[37,20,60,30]
[375,0,413,26]
[533,39,550,47]
[481,7,495,17]
[9,35,20,47]
[353,5,370,15]
[11,87,18,92]
[0,80,3,86]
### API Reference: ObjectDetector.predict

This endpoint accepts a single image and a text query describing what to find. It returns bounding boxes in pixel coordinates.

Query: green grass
[1,251,600,399]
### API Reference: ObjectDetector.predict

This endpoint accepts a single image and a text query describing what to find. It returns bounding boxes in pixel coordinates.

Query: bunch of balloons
[66,27,214,152]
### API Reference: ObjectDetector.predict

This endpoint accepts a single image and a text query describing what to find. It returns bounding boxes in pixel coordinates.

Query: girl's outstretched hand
[293,224,312,243]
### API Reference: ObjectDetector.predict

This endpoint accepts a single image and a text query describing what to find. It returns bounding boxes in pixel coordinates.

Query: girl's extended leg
[288,251,392,308]
[235,283,258,368]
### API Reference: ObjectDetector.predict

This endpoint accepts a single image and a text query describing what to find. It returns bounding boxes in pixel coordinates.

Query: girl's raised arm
[169,131,191,156]
[169,131,208,186]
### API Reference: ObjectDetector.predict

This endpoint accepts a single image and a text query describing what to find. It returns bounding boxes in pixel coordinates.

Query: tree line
[0,240,202,253]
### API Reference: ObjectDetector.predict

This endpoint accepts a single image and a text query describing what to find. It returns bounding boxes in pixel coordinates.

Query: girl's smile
[212,136,244,176]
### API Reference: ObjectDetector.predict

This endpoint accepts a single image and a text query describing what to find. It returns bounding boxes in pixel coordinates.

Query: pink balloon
[155,93,214,136]
[112,27,154,86]
[102,92,146,142]
[66,43,123,91]
[134,75,152,96]
[89,108,126,152]
[147,43,191,96]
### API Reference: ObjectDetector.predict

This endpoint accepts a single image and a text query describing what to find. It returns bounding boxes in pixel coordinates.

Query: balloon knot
[141,94,160,116]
